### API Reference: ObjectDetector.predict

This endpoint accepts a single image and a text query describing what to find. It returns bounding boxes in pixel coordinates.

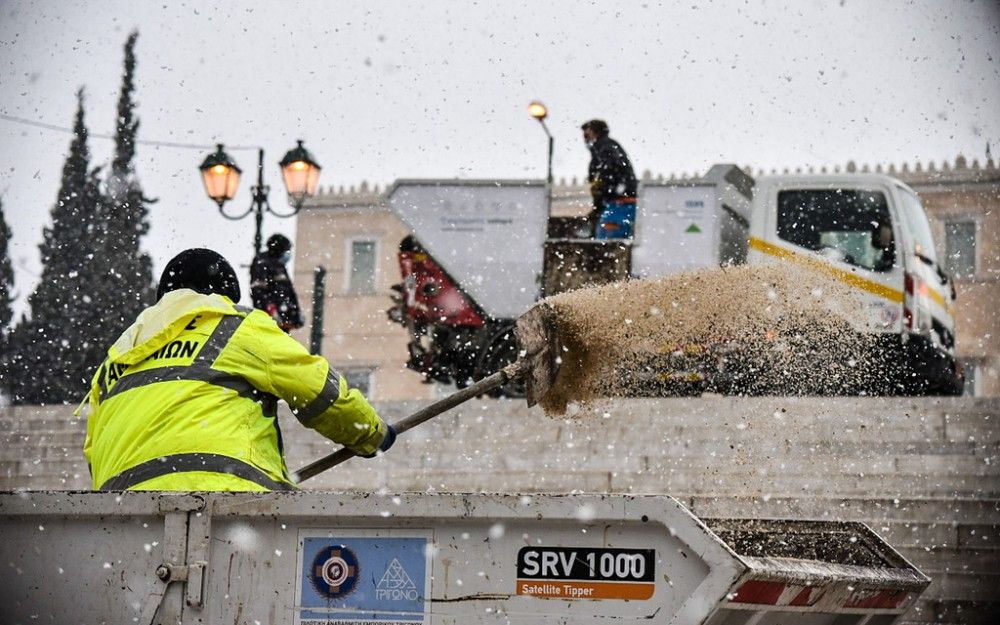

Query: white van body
[632,168,961,394]
[747,175,954,342]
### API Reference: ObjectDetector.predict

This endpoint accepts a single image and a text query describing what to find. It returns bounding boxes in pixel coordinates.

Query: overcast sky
[1,0,998,319]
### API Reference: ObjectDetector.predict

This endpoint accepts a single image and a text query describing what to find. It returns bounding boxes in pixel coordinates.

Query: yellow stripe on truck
[749,237,905,304]
[926,286,949,311]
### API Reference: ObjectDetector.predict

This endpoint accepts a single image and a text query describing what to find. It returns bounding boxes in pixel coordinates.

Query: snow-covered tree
[100,29,155,331]
[8,90,108,404]
[0,198,14,366]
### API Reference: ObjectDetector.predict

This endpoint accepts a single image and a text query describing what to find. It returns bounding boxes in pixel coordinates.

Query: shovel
[292,302,562,483]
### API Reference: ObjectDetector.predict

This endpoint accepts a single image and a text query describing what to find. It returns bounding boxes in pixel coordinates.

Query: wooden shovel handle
[293,362,525,483]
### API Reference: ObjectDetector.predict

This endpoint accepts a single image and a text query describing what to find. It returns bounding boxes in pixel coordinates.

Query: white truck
[386,166,963,396]
[0,491,930,624]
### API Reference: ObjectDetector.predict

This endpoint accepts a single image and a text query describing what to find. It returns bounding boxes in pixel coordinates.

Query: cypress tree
[8,90,107,404]
[110,31,140,187]
[102,29,154,331]
[0,198,13,336]
[0,198,14,397]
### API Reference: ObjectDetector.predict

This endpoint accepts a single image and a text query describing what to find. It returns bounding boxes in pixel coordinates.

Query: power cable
[0,112,261,151]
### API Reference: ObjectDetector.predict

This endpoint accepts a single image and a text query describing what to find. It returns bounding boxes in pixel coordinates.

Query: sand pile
[539,264,894,414]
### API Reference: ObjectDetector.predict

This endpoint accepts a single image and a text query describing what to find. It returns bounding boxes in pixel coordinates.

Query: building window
[961,359,979,397]
[348,240,377,294]
[944,220,977,279]
[343,368,375,396]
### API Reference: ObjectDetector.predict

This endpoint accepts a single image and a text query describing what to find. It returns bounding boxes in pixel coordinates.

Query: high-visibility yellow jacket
[79,289,388,491]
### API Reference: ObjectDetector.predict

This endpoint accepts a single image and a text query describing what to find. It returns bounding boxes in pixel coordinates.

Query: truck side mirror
[872,223,893,250]
[937,264,950,286]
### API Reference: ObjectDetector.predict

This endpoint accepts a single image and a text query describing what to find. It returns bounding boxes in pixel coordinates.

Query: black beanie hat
[580,119,609,136]
[266,233,292,257]
[157,248,241,303]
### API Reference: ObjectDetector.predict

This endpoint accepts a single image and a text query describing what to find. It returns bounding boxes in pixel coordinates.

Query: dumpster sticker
[310,545,361,599]
[516,547,655,600]
[296,530,431,625]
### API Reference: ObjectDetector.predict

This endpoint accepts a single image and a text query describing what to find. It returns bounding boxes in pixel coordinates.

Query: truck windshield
[777,189,895,272]
[896,186,939,265]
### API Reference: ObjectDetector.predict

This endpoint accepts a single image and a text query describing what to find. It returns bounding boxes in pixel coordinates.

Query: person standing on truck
[582,119,638,239]
[250,233,304,332]
[78,248,395,492]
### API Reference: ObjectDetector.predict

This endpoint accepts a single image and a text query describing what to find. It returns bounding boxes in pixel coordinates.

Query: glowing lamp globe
[279,140,322,208]
[528,101,548,121]
[199,144,242,207]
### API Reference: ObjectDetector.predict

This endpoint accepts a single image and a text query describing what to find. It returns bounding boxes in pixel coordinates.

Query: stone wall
[2,396,998,623]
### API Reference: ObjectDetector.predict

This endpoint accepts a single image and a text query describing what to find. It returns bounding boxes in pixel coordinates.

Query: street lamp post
[199,141,322,255]
[528,101,553,214]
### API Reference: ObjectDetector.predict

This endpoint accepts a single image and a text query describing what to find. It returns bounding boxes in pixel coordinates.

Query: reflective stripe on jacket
[79,289,387,491]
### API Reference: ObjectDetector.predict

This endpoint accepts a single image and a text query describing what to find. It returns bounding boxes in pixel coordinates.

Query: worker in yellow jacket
[79,248,395,491]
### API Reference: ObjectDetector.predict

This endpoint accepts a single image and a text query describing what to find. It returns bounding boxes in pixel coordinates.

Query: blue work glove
[379,424,397,453]
[359,424,396,458]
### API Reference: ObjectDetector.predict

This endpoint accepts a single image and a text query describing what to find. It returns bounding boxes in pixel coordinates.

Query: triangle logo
[377,558,417,591]
[685,223,702,233]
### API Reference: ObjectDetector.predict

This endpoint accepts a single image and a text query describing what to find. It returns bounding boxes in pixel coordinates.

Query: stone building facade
[293,157,999,399]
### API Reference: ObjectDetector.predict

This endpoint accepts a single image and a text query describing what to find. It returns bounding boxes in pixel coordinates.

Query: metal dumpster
[0,491,929,624]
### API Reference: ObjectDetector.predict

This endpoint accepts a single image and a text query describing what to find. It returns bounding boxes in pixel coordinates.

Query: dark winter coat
[587,135,638,210]
[250,252,303,330]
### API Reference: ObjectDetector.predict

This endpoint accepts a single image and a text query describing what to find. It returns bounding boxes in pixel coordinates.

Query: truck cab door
[753,184,906,334]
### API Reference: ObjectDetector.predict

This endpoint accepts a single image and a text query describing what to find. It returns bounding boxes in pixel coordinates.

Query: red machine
[390,236,517,390]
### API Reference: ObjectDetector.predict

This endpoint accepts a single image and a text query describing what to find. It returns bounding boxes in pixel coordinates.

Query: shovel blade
[514,302,562,407]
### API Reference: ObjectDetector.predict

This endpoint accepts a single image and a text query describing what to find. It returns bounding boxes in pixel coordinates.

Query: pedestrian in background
[582,119,638,239]
[251,233,304,332]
